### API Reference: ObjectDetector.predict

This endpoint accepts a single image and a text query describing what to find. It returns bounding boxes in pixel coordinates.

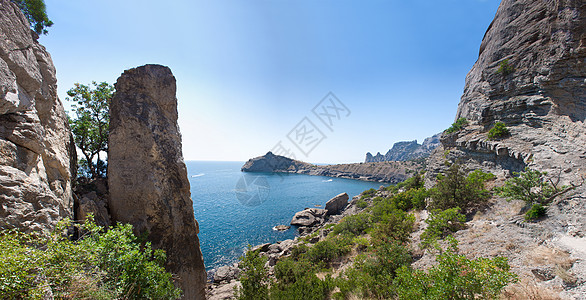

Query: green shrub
[0,217,181,300]
[339,241,411,299]
[495,168,558,206]
[391,187,429,211]
[525,203,547,221]
[371,209,415,244]
[430,164,494,212]
[360,188,377,200]
[445,118,469,134]
[332,213,371,237]
[356,199,368,209]
[421,208,466,248]
[270,258,333,300]
[290,243,309,260]
[235,248,269,300]
[496,59,515,76]
[488,121,510,140]
[394,237,517,299]
[305,235,352,266]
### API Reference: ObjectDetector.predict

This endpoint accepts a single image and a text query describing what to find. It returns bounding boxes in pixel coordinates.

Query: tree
[11,0,53,35]
[67,82,113,179]
[430,164,494,212]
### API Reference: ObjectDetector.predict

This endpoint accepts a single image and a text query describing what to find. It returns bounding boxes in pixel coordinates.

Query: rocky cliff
[108,65,206,299]
[365,133,441,163]
[243,152,423,183]
[0,0,75,232]
[428,0,586,183]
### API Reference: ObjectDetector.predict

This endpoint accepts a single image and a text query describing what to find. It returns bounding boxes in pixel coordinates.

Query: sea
[186,161,385,271]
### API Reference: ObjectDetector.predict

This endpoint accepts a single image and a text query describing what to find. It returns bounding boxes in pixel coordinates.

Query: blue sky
[42,0,500,163]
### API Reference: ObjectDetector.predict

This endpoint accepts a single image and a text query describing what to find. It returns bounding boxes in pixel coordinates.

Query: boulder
[0,0,75,232]
[108,64,206,299]
[291,208,326,227]
[213,265,240,283]
[76,191,110,227]
[325,193,349,215]
[273,225,290,231]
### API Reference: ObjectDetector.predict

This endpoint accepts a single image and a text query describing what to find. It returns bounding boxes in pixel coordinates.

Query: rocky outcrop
[241,151,313,172]
[365,133,441,162]
[243,152,423,183]
[427,0,586,185]
[108,65,206,299]
[290,208,326,227]
[0,0,75,232]
[325,192,349,215]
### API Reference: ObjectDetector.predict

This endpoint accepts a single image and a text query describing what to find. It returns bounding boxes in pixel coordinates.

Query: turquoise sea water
[186,161,385,271]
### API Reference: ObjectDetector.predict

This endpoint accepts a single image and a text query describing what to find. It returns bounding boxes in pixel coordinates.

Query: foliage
[304,235,352,266]
[0,217,181,299]
[11,0,53,35]
[356,199,368,209]
[332,213,371,236]
[445,118,469,134]
[66,82,114,179]
[496,59,515,76]
[385,172,425,193]
[421,208,466,248]
[371,209,415,244]
[270,258,333,300]
[488,121,510,140]
[360,188,377,200]
[525,203,546,221]
[391,187,428,211]
[495,168,558,205]
[338,241,411,299]
[235,248,269,300]
[430,164,494,212]
[394,237,517,300]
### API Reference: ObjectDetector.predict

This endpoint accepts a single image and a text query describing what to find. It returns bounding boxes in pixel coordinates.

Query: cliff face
[428,0,586,182]
[108,65,206,299]
[0,0,75,232]
[365,133,441,163]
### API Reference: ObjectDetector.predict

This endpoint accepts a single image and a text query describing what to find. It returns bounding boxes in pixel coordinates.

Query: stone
[365,133,441,162]
[325,193,349,215]
[108,64,206,299]
[213,265,239,283]
[76,191,110,227]
[273,225,290,231]
[290,208,326,227]
[0,0,75,232]
[251,243,271,253]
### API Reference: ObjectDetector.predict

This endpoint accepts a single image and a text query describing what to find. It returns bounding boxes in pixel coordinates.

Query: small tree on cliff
[66,81,113,179]
[11,0,53,35]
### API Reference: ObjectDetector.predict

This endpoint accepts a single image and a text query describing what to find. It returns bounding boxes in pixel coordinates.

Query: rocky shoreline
[242,152,423,183]
[207,192,363,299]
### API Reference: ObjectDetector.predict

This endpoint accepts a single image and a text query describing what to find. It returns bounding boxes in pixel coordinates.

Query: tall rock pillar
[108,64,206,299]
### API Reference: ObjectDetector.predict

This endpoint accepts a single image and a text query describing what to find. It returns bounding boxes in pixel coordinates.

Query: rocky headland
[242,151,423,183]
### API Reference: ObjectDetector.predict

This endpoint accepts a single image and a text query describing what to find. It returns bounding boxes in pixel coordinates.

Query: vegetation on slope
[235,165,518,299]
[0,216,180,299]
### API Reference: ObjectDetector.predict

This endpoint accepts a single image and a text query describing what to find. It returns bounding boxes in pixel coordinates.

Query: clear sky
[42,0,500,164]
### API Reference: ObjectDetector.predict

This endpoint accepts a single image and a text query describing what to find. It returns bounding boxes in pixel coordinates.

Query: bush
[11,0,53,35]
[338,241,411,299]
[371,209,415,244]
[360,188,377,200]
[421,208,466,248]
[445,118,469,134]
[235,248,269,300]
[488,121,510,140]
[394,237,517,299]
[391,187,428,211]
[356,199,368,209]
[332,213,371,237]
[304,235,352,266]
[525,203,546,221]
[495,168,558,206]
[0,217,181,299]
[496,59,515,76]
[430,164,494,212]
[270,258,333,300]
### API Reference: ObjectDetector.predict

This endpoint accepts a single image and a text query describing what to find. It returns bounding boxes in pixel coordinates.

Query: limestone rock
[76,191,110,227]
[108,64,206,299]
[0,0,75,232]
[213,265,240,283]
[325,192,349,215]
[241,151,313,172]
[290,208,326,227]
[365,133,441,162]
